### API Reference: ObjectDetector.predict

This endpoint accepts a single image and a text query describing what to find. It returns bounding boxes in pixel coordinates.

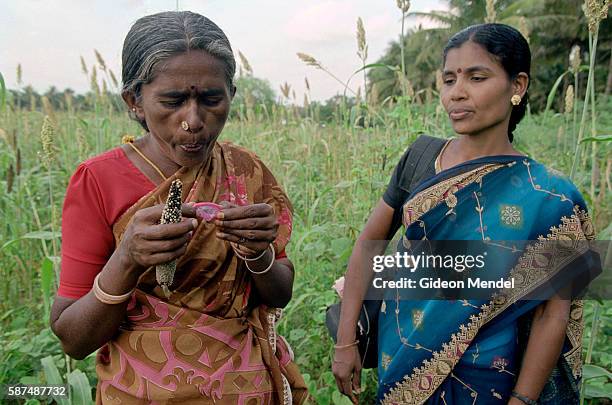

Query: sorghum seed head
[569,45,581,73]
[40,115,56,168]
[565,85,574,114]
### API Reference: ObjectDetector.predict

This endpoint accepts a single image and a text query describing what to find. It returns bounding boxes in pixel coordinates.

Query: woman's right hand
[116,203,198,276]
[332,345,362,404]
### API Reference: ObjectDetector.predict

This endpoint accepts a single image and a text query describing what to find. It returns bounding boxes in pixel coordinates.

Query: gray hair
[121,11,236,98]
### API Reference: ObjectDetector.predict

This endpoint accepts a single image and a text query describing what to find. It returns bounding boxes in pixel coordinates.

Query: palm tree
[368,0,610,109]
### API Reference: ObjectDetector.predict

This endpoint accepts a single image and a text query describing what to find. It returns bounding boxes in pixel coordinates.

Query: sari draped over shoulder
[95,142,307,404]
[378,155,597,405]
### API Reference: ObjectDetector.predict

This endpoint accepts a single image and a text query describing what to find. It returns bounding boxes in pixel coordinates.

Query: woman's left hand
[214,202,278,256]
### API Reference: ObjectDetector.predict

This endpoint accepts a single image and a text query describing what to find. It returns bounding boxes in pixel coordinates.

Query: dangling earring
[511,95,522,106]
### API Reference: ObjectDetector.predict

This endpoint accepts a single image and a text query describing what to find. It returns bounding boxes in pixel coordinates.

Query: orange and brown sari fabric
[95,142,307,404]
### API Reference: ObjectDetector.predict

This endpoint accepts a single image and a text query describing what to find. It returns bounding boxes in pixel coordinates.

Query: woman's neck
[141,134,182,177]
[439,131,522,173]
[453,133,519,160]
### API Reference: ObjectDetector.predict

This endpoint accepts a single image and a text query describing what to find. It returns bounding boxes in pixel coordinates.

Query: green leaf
[41,356,69,405]
[599,223,612,240]
[40,257,56,289]
[334,180,356,188]
[21,230,61,240]
[544,70,570,114]
[580,135,612,143]
[583,364,612,380]
[584,382,612,399]
[20,376,41,385]
[1,231,62,250]
[353,63,399,75]
[330,237,353,261]
[77,118,89,129]
[332,390,355,404]
[40,257,55,312]
[289,328,306,341]
[68,369,93,405]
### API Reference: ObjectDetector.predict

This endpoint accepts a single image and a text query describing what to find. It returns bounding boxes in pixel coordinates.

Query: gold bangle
[245,245,275,275]
[93,273,134,305]
[334,340,359,350]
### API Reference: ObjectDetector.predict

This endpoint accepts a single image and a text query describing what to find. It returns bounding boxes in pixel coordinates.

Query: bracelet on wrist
[243,244,275,275]
[334,340,359,350]
[93,272,134,305]
[233,245,268,261]
[510,391,537,405]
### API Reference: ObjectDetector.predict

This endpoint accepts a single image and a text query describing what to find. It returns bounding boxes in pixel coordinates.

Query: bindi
[456,68,462,74]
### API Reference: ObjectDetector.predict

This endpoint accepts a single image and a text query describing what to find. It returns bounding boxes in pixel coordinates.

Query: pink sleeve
[57,165,115,299]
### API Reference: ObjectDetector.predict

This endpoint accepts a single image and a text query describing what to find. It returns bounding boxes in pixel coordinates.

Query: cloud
[284,1,356,43]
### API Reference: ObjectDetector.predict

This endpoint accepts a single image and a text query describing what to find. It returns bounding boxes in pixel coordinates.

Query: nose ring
[180,120,190,131]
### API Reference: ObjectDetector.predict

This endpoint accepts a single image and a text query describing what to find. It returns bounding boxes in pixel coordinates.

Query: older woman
[51,11,306,404]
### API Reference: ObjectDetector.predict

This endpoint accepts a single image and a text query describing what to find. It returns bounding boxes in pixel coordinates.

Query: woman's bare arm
[50,204,197,360]
[509,297,570,404]
[336,199,395,344]
[50,252,140,359]
[248,256,295,308]
[333,199,396,403]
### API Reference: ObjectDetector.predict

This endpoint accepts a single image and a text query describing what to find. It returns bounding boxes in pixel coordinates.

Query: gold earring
[511,95,522,106]
[180,120,190,131]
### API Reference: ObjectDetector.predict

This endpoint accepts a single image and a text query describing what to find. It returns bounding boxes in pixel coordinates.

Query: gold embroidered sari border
[382,207,595,404]
[402,163,509,229]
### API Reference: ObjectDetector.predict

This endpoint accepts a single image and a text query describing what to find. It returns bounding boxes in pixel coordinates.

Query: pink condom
[194,202,223,222]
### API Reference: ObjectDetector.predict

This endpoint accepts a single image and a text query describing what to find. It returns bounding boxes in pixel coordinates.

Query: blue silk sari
[378,155,596,404]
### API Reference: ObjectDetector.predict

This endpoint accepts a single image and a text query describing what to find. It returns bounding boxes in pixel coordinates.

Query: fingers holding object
[230,242,258,257]
[135,203,197,223]
[180,202,198,218]
[144,218,199,240]
[216,229,275,244]
[352,366,362,396]
[217,203,274,221]
[214,216,277,231]
[133,244,189,267]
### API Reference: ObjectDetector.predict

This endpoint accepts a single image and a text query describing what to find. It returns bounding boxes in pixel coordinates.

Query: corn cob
[156,179,183,297]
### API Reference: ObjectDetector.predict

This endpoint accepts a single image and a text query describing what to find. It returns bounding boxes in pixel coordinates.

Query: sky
[0,0,446,102]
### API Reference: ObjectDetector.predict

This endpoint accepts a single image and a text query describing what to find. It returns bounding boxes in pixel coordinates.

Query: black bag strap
[386,135,447,240]
[401,134,447,193]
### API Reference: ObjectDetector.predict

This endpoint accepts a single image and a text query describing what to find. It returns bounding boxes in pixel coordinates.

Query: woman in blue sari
[333,24,596,404]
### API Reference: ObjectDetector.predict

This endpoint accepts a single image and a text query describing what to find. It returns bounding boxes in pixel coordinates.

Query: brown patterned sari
[95,142,307,404]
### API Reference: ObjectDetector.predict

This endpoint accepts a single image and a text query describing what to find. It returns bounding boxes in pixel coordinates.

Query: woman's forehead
[444,41,502,71]
[150,50,227,88]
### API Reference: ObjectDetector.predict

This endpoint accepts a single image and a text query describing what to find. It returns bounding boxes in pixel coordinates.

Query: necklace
[122,136,167,181]
[434,138,453,174]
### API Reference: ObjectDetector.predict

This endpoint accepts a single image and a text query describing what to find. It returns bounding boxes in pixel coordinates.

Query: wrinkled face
[440,41,518,137]
[132,50,233,168]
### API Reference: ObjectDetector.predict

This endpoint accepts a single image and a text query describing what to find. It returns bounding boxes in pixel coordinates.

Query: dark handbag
[326,300,380,369]
[325,135,446,369]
